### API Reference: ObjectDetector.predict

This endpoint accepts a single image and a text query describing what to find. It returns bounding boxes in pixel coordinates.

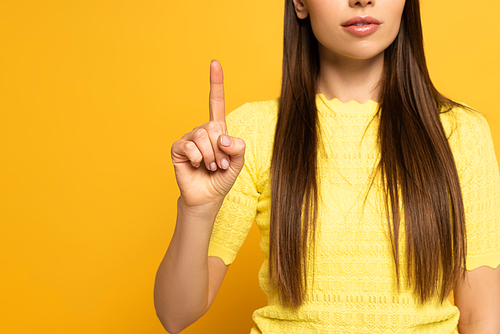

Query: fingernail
[210,162,217,171]
[195,163,200,168]
[221,158,229,170]
[220,135,231,147]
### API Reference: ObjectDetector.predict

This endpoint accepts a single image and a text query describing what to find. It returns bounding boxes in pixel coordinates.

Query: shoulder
[225,97,279,141]
[440,102,494,171]
[226,97,279,124]
[225,98,279,181]
[440,101,489,138]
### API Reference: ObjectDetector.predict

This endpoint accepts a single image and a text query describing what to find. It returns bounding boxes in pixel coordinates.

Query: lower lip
[342,24,380,36]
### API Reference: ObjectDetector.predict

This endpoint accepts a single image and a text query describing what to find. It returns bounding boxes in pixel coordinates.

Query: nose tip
[349,0,374,7]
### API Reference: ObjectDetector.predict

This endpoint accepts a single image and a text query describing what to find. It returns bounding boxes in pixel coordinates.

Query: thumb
[218,134,245,168]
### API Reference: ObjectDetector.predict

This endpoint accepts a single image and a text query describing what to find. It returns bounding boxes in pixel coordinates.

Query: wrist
[177,196,223,220]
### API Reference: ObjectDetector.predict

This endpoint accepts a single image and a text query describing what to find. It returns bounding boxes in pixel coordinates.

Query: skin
[154,1,500,332]
[154,61,238,333]
[293,0,500,332]
[293,0,405,103]
[454,265,500,333]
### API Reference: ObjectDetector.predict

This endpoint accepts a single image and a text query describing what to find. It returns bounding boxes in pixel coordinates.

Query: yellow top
[207,94,500,333]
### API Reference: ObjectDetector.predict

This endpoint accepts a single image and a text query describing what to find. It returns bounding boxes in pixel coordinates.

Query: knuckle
[237,138,246,150]
[171,140,183,152]
[193,128,208,140]
[184,141,196,152]
[206,121,222,132]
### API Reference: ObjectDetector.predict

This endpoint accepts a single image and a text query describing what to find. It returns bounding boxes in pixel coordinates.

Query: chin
[337,46,387,61]
[321,40,388,62]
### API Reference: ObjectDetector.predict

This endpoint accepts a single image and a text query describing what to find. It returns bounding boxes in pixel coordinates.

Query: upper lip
[341,16,381,26]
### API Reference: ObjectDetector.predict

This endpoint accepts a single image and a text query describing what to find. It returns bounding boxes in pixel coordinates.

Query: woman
[155,0,500,332]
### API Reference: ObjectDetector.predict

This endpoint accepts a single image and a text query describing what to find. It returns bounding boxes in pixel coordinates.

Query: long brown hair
[269,0,469,308]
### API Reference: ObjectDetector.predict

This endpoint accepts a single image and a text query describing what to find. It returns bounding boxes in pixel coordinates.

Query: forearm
[154,198,222,333]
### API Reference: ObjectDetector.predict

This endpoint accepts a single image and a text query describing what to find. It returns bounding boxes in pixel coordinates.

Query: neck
[316,44,384,104]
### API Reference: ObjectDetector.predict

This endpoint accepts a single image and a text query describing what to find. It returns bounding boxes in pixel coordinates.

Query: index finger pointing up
[209,60,227,134]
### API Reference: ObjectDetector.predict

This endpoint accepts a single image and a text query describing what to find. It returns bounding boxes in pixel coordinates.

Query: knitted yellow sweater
[208,94,500,333]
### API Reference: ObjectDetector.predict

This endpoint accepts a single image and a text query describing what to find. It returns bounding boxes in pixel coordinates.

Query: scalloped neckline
[317,93,379,114]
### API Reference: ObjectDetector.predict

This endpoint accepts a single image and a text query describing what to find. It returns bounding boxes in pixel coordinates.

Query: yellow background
[1,1,499,333]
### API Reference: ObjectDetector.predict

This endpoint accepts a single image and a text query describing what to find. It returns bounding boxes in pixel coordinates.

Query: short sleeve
[207,103,260,265]
[458,112,500,270]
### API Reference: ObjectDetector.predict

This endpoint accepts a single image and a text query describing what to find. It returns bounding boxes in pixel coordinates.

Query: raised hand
[171,60,246,208]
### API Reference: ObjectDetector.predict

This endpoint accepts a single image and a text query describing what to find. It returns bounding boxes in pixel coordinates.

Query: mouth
[341,16,381,27]
[348,23,375,26]
[341,16,381,36]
